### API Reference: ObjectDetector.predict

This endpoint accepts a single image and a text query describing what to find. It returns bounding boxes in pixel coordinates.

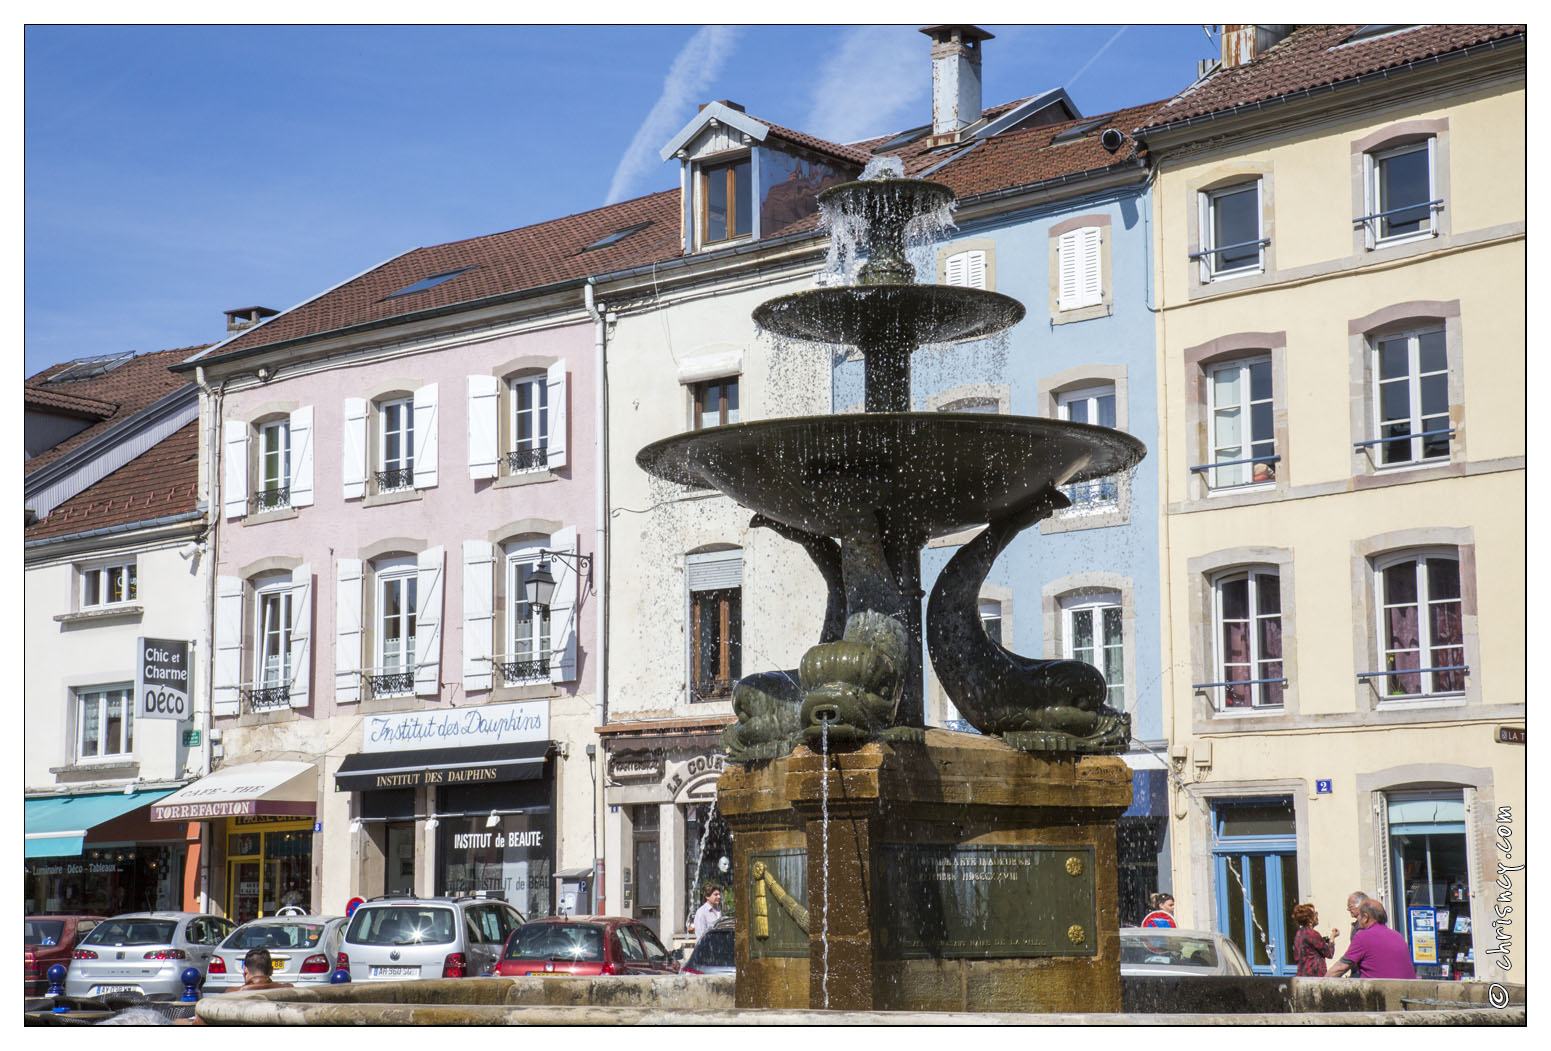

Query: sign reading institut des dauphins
[135,637,191,721]
[360,700,550,752]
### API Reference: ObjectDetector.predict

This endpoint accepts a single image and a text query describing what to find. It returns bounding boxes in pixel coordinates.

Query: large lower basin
[636,413,1145,540]
[752,285,1025,346]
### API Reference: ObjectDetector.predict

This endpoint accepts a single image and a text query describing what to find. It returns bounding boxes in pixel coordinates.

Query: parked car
[1118,927,1255,977]
[25,915,104,996]
[338,896,525,982]
[64,912,236,997]
[681,916,735,976]
[203,914,348,993]
[492,916,679,977]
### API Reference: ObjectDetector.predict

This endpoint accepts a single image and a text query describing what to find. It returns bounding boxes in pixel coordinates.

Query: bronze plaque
[877,844,1097,958]
[746,849,810,958]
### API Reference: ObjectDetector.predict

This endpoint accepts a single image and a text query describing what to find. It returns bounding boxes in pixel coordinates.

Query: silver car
[203,915,348,993]
[65,912,236,997]
[1118,926,1256,977]
[338,896,525,982]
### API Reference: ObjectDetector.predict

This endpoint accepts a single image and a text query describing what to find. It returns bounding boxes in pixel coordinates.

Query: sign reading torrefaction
[136,637,191,721]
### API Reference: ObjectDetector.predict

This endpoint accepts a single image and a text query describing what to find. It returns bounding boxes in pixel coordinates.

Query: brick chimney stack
[921,25,994,144]
[1219,25,1295,69]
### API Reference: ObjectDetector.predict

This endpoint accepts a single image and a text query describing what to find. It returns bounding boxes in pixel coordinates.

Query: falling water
[687,799,720,921]
[820,718,831,1009]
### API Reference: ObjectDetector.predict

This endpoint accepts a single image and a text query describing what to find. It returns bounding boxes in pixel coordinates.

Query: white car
[65,912,235,998]
[203,915,348,992]
[338,896,525,982]
[1118,926,1255,977]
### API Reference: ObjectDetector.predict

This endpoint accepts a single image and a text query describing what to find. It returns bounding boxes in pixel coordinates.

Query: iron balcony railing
[497,656,550,684]
[1189,237,1270,271]
[241,683,291,712]
[252,487,292,512]
[1191,676,1288,708]
[691,679,736,702]
[1353,199,1443,230]
[505,447,549,472]
[1356,666,1469,682]
[367,670,415,696]
[1352,428,1455,450]
[1189,453,1281,474]
[375,466,414,491]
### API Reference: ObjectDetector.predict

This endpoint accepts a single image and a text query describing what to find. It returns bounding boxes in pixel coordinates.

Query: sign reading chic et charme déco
[361,700,549,753]
[135,637,191,721]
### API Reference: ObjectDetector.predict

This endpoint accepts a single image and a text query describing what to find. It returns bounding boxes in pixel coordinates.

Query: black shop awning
[335,741,551,793]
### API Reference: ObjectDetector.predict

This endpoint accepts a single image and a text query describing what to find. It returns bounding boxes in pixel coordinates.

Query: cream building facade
[1142,25,1525,977]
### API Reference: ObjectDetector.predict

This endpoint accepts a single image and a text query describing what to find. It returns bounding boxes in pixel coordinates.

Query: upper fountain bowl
[817,177,955,230]
[753,284,1025,347]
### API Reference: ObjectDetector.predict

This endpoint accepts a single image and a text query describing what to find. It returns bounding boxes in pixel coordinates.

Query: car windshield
[25,920,66,946]
[223,923,326,950]
[1119,933,1220,968]
[504,923,605,962]
[687,928,734,969]
[82,919,178,946]
[346,907,455,946]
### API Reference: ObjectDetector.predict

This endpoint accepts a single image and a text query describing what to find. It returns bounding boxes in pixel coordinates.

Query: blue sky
[24,25,1217,373]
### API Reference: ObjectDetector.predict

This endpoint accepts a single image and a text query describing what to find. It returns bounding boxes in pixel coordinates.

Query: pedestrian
[1290,903,1338,976]
[236,948,294,992]
[1141,892,1176,928]
[692,884,723,942]
[1327,900,1415,979]
[1345,891,1369,938]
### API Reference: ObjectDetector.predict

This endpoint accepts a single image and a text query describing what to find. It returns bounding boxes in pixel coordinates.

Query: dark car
[493,916,678,977]
[25,915,104,996]
[682,916,735,975]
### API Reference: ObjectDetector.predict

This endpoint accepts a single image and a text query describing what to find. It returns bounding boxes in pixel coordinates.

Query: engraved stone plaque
[746,849,810,958]
[877,844,1097,958]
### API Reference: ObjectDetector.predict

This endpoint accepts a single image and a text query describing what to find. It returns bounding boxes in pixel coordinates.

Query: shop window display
[1387,790,1473,978]
[25,845,179,915]
[225,820,313,924]
[438,809,553,918]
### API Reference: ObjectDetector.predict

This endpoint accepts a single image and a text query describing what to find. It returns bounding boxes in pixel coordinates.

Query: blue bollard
[46,963,67,998]
[330,968,352,984]
[181,967,202,1002]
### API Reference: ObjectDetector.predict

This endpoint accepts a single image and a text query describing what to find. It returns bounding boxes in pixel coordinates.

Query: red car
[492,916,679,977]
[25,915,104,996]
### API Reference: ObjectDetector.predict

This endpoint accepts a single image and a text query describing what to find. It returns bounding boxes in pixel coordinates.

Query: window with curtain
[1377,553,1464,697]
[1212,569,1283,710]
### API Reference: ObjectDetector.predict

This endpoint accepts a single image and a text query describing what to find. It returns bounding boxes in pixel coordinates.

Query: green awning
[25,790,175,859]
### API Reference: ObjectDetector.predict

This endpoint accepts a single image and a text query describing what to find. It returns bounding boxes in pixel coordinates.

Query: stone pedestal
[717,730,1132,1013]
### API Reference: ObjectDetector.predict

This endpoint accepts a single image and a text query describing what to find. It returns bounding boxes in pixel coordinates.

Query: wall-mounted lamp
[522,550,594,613]
[485,810,502,829]
[256,367,272,383]
[425,817,439,831]
[349,818,363,834]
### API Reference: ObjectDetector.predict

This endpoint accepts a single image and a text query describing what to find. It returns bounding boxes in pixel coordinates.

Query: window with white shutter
[335,559,363,702]
[467,375,499,479]
[288,407,314,508]
[412,382,439,488]
[462,540,495,692]
[414,547,444,697]
[342,398,368,500]
[288,564,312,708]
[547,527,579,683]
[1058,227,1102,310]
[944,249,987,290]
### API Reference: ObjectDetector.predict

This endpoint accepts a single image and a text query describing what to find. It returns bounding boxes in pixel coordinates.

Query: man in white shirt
[692,885,723,942]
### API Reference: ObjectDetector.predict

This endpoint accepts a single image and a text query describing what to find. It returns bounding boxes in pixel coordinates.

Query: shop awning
[1387,796,1466,836]
[149,760,318,822]
[26,789,175,858]
[335,741,551,793]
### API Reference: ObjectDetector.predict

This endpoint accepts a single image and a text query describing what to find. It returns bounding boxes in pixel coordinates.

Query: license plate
[271,959,288,972]
[96,985,141,994]
[371,966,419,979]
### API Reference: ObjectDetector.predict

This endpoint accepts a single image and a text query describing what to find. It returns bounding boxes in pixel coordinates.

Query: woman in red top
[1290,903,1338,976]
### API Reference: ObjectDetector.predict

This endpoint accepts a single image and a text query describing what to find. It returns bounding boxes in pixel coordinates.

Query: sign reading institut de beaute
[135,636,191,721]
[360,700,549,752]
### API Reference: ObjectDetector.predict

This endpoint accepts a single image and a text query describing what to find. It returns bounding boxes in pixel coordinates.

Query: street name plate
[746,849,809,958]
[878,844,1097,958]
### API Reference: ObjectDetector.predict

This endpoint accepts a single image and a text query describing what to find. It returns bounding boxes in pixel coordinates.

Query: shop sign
[1408,905,1439,965]
[365,766,506,791]
[665,753,724,798]
[361,700,548,752]
[1496,726,1525,745]
[182,730,202,748]
[607,752,664,784]
[135,637,191,721]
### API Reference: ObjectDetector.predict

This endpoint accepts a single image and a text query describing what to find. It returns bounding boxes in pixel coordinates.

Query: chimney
[224,306,279,334]
[1219,25,1295,69]
[920,25,993,143]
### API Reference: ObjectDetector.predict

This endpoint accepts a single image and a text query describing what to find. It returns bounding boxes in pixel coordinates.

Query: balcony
[375,466,415,492]
[251,487,292,513]
[241,683,291,713]
[497,656,550,684]
[505,447,549,473]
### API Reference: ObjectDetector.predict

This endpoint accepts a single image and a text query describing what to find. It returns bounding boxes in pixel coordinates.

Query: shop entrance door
[1212,798,1299,975]
[385,822,416,896]
[229,859,262,924]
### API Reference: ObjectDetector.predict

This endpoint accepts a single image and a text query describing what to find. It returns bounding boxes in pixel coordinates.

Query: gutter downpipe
[193,365,224,913]
[584,278,608,911]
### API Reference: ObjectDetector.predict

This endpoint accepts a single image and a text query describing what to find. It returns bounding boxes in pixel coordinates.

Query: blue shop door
[1212,798,1300,976]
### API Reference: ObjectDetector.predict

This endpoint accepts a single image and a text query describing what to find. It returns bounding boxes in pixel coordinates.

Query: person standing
[1141,892,1176,928]
[1290,903,1338,976]
[692,885,723,942]
[1328,900,1415,979]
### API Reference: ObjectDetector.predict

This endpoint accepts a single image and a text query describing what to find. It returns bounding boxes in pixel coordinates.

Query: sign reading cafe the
[361,700,549,752]
[136,637,191,721]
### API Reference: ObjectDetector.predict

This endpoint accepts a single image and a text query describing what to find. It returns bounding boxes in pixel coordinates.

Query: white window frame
[81,559,137,608]
[1373,551,1465,701]
[1364,138,1437,247]
[254,577,293,694]
[508,373,549,472]
[1205,356,1277,491]
[1057,385,1119,512]
[1199,180,1263,281]
[377,397,415,491]
[1370,325,1451,468]
[503,539,552,684]
[258,419,290,498]
[75,685,133,762]
[374,558,418,696]
[1210,568,1285,712]
[944,249,987,290]
[1062,595,1124,711]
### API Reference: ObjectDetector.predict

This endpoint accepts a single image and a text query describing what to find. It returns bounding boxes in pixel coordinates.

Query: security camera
[1100,128,1125,153]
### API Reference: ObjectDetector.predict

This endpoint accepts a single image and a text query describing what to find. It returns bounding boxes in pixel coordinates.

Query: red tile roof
[25,386,117,419]
[26,346,207,475]
[1142,24,1525,129]
[25,420,200,541]
[761,120,874,167]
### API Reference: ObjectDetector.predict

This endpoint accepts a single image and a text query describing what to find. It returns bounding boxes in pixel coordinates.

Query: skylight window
[44,352,134,384]
[1341,25,1418,46]
[582,222,652,252]
[383,267,475,300]
[1051,118,1107,144]
[872,125,931,154]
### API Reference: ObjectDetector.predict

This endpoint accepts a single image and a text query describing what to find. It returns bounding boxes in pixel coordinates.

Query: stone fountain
[636,172,1145,1012]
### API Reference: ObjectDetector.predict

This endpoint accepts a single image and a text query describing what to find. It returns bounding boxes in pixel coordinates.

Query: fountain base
[718,729,1132,1013]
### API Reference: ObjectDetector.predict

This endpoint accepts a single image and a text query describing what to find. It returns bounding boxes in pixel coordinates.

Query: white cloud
[605,25,742,204]
[801,26,928,145]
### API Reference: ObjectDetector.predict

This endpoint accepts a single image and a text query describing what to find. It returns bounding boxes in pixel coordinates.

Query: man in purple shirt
[1327,900,1416,979]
